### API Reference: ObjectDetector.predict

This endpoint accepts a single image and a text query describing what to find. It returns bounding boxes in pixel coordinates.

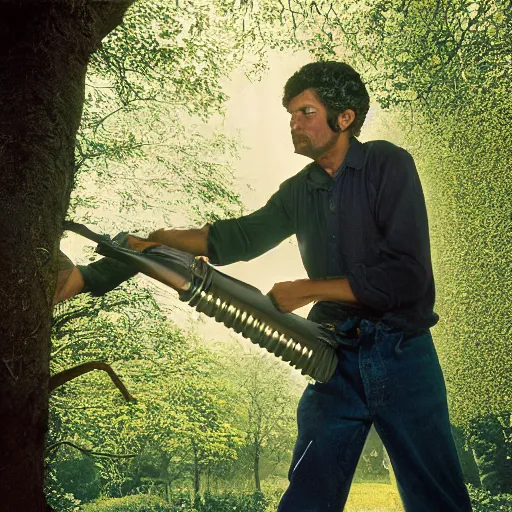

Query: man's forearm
[305,277,359,304]
[268,277,359,314]
[147,224,210,256]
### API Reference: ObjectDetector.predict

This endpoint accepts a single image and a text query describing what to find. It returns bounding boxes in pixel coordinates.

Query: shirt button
[329,202,335,213]
[332,235,336,239]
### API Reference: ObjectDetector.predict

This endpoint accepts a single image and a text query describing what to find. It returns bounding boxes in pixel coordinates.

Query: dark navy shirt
[207,137,439,332]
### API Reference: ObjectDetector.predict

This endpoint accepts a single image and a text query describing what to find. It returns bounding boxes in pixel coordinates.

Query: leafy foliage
[51,456,101,503]
[467,485,512,512]
[45,469,81,512]
[72,0,258,231]
[47,282,242,501]
[81,493,172,512]
[211,343,301,490]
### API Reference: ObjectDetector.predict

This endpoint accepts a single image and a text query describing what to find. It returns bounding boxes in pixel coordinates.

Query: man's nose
[290,114,300,130]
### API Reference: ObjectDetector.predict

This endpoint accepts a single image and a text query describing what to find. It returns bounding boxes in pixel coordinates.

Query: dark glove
[78,258,138,296]
[77,232,155,296]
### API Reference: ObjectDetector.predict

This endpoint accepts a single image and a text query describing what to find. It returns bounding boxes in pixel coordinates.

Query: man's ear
[337,109,356,132]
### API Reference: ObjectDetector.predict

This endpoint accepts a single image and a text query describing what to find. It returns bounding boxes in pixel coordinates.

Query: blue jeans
[278,319,472,512]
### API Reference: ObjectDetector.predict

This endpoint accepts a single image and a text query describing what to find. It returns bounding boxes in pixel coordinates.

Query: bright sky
[214,51,313,307]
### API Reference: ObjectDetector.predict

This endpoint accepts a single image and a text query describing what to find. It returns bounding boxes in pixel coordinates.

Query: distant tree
[214,343,301,491]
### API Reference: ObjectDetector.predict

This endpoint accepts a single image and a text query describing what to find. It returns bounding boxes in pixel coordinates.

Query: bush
[259,480,285,512]
[168,489,195,509]
[81,491,269,512]
[54,456,101,503]
[46,488,81,512]
[45,469,81,512]
[81,494,178,512]
[467,484,512,512]
[200,491,267,512]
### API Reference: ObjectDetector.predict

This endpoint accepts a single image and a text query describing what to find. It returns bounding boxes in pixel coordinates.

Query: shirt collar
[306,137,364,191]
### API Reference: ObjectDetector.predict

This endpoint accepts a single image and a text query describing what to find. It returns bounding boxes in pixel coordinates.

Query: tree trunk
[193,442,201,494]
[254,443,261,492]
[161,452,171,503]
[0,2,132,510]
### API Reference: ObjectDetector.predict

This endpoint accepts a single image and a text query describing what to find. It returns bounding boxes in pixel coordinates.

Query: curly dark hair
[282,61,370,137]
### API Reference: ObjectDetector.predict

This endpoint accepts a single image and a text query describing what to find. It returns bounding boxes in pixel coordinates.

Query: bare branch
[310,1,321,16]
[46,441,136,459]
[49,361,136,402]
[277,0,286,24]
[423,17,476,99]
[288,0,297,30]
[92,96,157,134]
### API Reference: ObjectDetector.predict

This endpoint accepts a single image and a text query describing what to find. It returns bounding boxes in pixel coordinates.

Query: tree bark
[0,2,133,510]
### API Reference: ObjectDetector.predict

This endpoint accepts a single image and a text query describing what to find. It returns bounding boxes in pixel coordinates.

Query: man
[57,62,472,511]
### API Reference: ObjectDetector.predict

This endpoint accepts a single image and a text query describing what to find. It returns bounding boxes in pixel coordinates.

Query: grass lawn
[265,482,404,511]
[344,483,404,512]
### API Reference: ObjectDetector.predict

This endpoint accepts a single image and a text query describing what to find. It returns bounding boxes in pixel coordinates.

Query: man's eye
[303,108,316,116]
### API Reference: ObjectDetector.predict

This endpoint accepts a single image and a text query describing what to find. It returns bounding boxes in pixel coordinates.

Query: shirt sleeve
[207,183,295,265]
[347,148,433,312]
[77,258,138,296]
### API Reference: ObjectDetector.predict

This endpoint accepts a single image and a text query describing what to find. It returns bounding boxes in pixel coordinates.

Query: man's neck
[315,134,351,177]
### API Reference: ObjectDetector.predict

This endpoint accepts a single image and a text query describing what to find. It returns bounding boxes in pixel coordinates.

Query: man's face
[287,88,339,159]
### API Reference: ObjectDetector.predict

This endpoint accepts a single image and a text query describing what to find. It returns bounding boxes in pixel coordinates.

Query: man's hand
[121,234,161,252]
[266,279,314,313]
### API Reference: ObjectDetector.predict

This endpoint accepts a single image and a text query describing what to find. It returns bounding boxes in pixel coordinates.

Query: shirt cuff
[207,218,249,266]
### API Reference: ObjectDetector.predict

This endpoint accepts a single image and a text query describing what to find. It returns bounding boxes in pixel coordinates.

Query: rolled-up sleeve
[207,183,295,265]
[347,149,433,312]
